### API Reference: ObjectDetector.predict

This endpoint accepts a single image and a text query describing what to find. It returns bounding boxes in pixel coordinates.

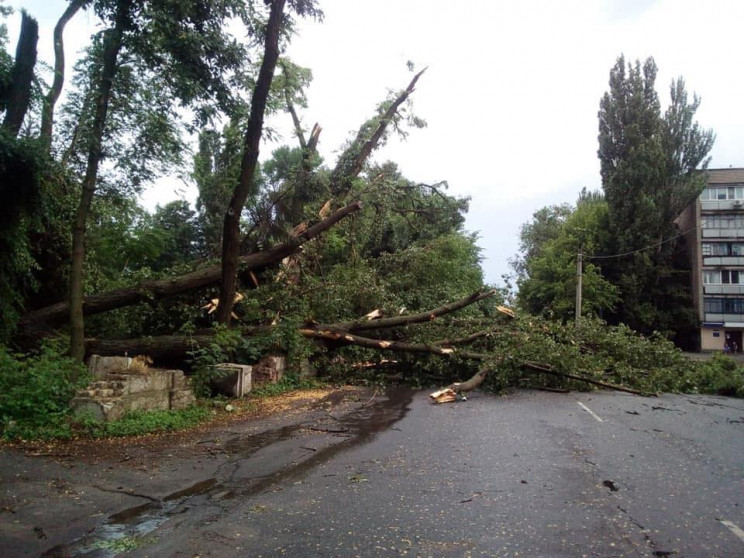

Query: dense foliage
[514,56,713,347]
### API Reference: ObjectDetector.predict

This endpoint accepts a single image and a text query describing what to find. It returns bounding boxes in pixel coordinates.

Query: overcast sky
[6,0,744,284]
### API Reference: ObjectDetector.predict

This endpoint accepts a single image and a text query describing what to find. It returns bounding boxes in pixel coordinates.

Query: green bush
[0,339,88,439]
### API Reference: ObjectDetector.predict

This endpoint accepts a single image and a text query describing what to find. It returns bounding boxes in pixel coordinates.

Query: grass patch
[75,406,210,438]
[250,375,327,398]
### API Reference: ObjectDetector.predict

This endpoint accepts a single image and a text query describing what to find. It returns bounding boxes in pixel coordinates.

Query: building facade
[679,168,744,351]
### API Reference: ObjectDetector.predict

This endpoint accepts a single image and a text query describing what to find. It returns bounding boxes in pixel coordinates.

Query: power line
[586,220,708,261]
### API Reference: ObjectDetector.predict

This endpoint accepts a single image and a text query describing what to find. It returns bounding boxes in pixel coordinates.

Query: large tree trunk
[20,201,362,337]
[39,0,86,148]
[69,4,128,362]
[216,0,286,325]
[1,11,38,137]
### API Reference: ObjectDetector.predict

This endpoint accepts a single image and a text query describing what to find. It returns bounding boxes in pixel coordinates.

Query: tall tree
[597,55,714,336]
[65,0,280,360]
[215,0,287,324]
[69,0,131,362]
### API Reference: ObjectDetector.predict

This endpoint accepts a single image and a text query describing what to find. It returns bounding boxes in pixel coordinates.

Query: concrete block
[211,363,252,397]
[170,388,197,409]
[72,367,196,421]
[87,355,132,379]
[121,370,173,394]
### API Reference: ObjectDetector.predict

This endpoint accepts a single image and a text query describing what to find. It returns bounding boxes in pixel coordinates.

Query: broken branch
[332,289,497,333]
[522,361,654,396]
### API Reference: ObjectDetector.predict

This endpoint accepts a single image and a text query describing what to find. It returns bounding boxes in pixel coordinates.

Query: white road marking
[721,520,744,543]
[578,402,604,422]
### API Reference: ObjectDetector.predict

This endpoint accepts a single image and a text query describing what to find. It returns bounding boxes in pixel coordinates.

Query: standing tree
[597,55,714,337]
[515,192,619,320]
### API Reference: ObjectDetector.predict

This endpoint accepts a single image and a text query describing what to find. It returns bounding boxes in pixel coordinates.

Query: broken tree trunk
[19,201,362,337]
[83,289,494,360]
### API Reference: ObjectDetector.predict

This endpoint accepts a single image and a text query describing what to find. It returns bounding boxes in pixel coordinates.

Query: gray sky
[6,0,744,284]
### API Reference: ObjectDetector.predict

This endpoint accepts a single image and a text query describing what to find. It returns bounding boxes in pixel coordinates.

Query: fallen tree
[84,289,498,359]
[19,201,362,336]
[81,287,661,397]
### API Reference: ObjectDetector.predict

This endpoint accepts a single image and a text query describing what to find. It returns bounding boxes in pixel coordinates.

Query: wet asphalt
[4,389,744,557]
[132,389,744,558]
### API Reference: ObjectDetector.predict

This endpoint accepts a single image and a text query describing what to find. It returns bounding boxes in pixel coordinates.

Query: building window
[702,215,744,229]
[705,298,724,313]
[702,242,744,256]
[702,185,744,201]
[704,297,744,314]
[703,270,721,284]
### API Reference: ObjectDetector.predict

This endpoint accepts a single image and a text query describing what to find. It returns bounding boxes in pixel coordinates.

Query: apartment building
[679,168,744,351]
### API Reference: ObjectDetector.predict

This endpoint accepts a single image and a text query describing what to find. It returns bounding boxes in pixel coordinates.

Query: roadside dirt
[0,385,383,557]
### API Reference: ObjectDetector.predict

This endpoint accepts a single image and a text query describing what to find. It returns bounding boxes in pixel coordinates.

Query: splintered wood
[429,388,457,404]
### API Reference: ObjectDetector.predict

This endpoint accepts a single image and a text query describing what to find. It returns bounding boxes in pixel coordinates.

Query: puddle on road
[42,387,414,557]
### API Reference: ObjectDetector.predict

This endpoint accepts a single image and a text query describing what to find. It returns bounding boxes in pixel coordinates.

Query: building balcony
[701,200,744,211]
[703,313,744,327]
[703,256,744,266]
[701,229,744,239]
[703,285,744,295]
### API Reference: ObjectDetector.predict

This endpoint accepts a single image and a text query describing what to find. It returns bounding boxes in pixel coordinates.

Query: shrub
[0,339,88,439]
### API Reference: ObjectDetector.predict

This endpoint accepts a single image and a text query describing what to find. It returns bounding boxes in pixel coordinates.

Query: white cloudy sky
[6,0,744,284]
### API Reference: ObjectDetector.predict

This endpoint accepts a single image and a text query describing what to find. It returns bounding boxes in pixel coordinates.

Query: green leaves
[516,194,618,321]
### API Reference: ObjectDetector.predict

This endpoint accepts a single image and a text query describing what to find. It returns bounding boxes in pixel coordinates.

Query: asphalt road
[4,389,744,557]
[142,390,744,557]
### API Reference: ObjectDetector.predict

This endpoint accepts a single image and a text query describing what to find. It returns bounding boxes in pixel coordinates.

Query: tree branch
[40,0,86,147]
[328,68,426,199]
[298,327,488,361]
[331,289,497,333]
[522,361,654,396]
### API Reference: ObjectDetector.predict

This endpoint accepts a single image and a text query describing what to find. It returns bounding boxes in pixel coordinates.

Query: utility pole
[575,242,583,324]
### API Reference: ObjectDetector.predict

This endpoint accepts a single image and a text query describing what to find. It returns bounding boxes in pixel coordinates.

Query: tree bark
[69,3,129,362]
[40,0,87,148]
[1,11,38,137]
[21,201,362,336]
[216,0,286,325]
